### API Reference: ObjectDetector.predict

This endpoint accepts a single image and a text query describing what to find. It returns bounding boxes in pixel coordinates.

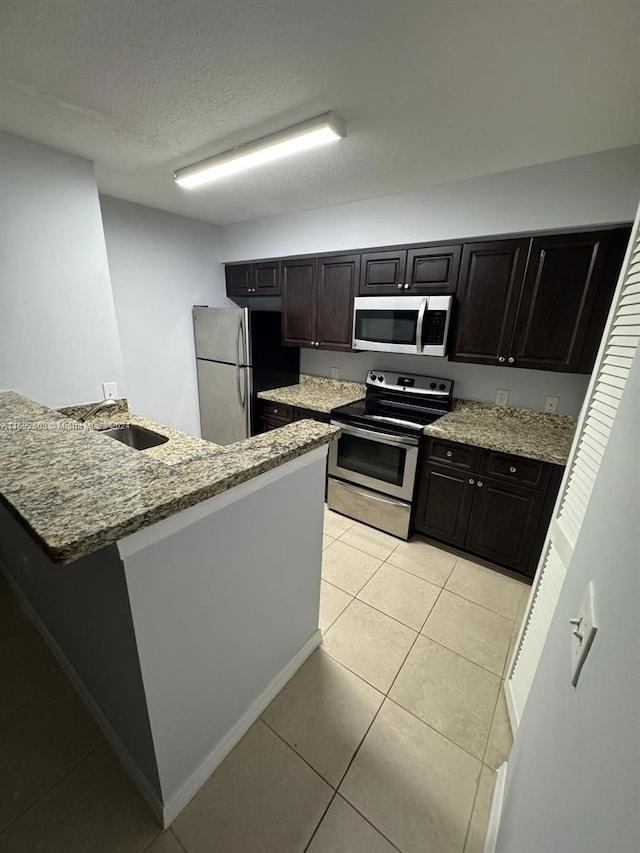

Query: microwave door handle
[415,297,428,353]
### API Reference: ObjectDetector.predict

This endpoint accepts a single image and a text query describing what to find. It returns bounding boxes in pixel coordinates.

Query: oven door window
[354,310,418,346]
[336,433,406,486]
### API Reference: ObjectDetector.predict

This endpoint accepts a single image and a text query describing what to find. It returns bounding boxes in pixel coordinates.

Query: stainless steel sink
[102,425,169,450]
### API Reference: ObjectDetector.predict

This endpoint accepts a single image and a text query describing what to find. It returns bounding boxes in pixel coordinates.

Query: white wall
[0,132,125,407]
[100,196,229,436]
[302,349,589,418]
[221,145,640,261]
[494,351,640,852]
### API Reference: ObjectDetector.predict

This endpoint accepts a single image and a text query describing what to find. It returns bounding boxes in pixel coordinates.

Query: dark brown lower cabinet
[415,439,563,576]
[464,477,545,573]
[257,400,330,433]
[415,464,475,548]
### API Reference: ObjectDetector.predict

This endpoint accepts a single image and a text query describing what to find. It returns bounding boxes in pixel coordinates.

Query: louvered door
[505,210,640,728]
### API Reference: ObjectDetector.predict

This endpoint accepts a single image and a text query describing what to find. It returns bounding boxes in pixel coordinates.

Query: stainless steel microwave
[352,295,453,356]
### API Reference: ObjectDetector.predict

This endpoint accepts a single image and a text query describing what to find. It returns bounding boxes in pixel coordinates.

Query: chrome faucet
[79,399,118,422]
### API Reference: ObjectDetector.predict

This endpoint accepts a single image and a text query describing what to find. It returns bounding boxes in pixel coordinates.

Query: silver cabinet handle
[498,356,506,363]
[509,466,517,473]
[508,357,515,364]
[404,283,410,290]
[446,450,453,457]
[477,480,484,487]
[315,341,320,347]
[397,283,403,290]
[310,341,315,346]
[468,478,475,485]
[273,408,279,414]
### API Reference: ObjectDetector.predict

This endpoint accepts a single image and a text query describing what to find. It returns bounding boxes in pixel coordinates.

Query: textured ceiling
[0,0,639,225]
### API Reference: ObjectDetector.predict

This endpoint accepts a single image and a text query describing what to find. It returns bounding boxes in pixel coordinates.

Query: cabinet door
[406,245,462,294]
[225,264,252,297]
[414,463,475,548]
[465,476,545,575]
[253,261,281,295]
[450,240,529,365]
[282,258,317,348]
[358,250,407,295]
[508,231,611,372]
[316,254,360,351]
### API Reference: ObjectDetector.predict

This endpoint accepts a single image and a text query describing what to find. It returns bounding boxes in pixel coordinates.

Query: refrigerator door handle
[236,364,246,409]
[236,320,243,368]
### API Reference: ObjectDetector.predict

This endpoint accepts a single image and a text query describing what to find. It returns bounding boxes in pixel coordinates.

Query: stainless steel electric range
[328,370,453,539]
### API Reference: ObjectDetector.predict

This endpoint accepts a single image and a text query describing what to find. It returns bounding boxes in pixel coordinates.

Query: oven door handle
[330,420,419,447]
[415,296,428,353]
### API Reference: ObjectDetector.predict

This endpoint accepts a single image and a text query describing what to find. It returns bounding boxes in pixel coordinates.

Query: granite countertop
[424,400,575,466]
[0,391,339,565]
[258,374,366,413]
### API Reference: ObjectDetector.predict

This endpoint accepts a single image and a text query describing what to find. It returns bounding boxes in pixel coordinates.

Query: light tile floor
[0,507,530,852]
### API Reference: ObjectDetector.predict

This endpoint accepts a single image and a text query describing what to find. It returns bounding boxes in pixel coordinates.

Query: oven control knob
[370,374,378,381]
[430,382,436,389]
[377,375,384,382]
[438,383,446,390]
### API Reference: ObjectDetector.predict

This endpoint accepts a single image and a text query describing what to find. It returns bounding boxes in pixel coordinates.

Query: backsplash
[300,349,590,419]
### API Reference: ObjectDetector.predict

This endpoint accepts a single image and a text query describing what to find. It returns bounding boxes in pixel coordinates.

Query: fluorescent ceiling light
[174,112,346,189]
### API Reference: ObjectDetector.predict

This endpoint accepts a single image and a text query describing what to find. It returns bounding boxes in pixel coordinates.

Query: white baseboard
[2,570,165,823]
[504,677,520,733]
[160,628,322,826]
[484,761,508,853]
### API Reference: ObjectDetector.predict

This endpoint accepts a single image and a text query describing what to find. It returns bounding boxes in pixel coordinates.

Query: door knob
[509,466,517,473]
[468,478,475,485]
[404,283,410,290]
[498,356,506,363]
[477,481,484,487]
[508,357,515,364]
[397,283,403,289]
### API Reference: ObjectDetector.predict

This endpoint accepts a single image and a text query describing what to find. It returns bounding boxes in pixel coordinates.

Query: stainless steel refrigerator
[193,307,299,445]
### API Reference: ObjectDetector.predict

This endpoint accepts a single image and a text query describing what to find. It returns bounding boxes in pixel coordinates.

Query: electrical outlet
[331,367,340,379]
[102,382,118,400]
[545,395,559,414]
[495,389,509,407]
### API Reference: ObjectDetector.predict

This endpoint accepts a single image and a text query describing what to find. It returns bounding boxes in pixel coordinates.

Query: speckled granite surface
[424,400,575,465]
[0,391,339,565]
[258,374,366,413]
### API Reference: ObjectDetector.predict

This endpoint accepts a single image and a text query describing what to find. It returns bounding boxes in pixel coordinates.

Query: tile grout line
[302,790,338,853]
[260,717,341,792]
[0,668,67,734]
[0,742,104,838]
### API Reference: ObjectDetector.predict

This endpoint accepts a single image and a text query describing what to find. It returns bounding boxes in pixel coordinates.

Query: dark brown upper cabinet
[281,258,317,347]
[405,245,461,294]
[253,260,281,295]
[450,239,530,366]
[358,245,461,295]
[507,232,611,372]
[225,261,281,296]
[224,263,252,297]
[316,255,360,351]
[358,250,406,294]
[450,230,626,373]
[282,255,358,351]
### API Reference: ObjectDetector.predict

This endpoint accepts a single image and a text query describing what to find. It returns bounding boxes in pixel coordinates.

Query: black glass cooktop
[331,397,446,437]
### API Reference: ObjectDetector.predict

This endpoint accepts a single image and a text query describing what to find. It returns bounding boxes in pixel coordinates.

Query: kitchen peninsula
[0,391,339,826]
